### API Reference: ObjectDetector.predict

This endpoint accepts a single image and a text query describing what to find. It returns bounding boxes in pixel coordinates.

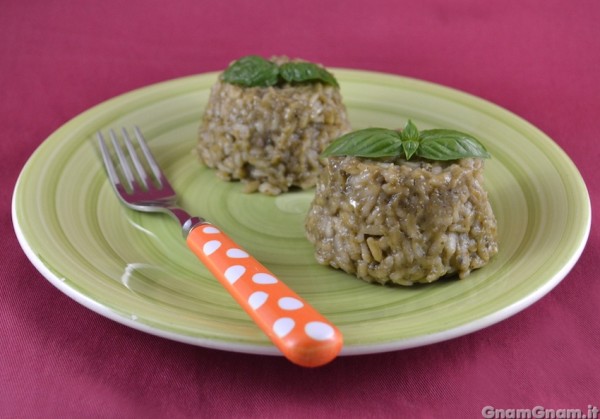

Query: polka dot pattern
[273,318,295,338]
[226,249,249,258]
[224,265,245,284]
[248,291,268,310]
[203,240,221,256]
[202,226,220,234]
[252,273,278,284]
[186,223,343,367]
[278,297,304,311]
[305,321,336,341]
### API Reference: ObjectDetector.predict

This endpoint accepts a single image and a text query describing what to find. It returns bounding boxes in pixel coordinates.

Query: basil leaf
[280,62,339,87]
[402,140,419,160]
[222,55,280,87]
[401,120,420,142]
[417,129,491,160]
[321,128,403,158]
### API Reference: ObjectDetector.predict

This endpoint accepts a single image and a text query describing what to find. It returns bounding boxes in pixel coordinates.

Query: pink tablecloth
[2,0,598,417]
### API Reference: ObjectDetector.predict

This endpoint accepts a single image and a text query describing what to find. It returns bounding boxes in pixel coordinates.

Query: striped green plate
[12,70,591,356]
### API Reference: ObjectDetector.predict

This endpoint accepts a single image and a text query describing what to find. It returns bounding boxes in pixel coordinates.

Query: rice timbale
[197,56,351,195]
[305,155,499,286]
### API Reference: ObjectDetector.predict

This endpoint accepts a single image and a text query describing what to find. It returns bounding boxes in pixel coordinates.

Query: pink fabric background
[2,0,598,417]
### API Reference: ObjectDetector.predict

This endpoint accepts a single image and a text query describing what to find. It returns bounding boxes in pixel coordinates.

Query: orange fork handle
[186,223,343,368]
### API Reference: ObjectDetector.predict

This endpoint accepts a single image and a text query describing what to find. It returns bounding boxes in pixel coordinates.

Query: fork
[96,127,343,367]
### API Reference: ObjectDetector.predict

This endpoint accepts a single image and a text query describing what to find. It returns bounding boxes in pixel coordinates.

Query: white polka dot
[305,321,335,341]
[273,317,295,338]
[203,226,220,234]
[131,314,138,321]
[252,273,278,284]
[224,265,246,284]
[203,240,221,256]
[226,248,249,259]
[278,297,304,311]
[248,291,268,310]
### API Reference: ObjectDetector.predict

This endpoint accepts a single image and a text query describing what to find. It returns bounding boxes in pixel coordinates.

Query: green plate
[12,69,591,356]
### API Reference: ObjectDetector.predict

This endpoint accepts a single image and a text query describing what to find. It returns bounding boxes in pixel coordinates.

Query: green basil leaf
[402,140,420,160]
[279,62,339,87]
[417,129,491,160]
[401,119,420,142]
[321,128,403,158]
[222,55,280,87]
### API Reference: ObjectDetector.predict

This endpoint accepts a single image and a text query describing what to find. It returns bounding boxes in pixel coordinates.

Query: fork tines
[96,127,164,192]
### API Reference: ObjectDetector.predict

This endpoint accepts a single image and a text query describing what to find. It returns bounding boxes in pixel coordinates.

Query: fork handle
[186,223,343,367]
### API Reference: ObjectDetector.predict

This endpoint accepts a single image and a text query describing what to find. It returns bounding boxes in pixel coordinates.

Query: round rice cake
[197,57,351,195]
[305,156,499,285]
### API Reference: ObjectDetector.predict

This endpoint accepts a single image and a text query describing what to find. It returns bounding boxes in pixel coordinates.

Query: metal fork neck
[166,207,206,237]
[182,216,206,237]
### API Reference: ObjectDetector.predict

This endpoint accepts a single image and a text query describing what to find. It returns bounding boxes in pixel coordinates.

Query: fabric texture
[1,0,598,417]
